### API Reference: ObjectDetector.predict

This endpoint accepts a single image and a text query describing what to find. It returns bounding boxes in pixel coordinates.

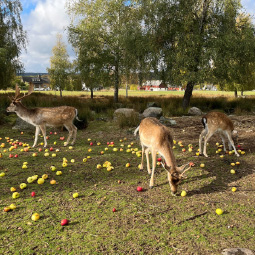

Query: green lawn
[1,115,255,254]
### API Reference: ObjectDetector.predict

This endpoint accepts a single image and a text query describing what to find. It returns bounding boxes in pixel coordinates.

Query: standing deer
[134,117,192,195]
[199,111,239,157]
[6,84,81,148]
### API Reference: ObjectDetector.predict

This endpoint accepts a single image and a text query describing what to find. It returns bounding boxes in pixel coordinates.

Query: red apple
[9,154,14,158]
[49,147,54,151]
[14,154,18,158]
[110,142,114,145]
[19,142,23,146]
[61,219,69,226]
[38,148,42,152]
[157,158,162,162]
[46,136,49,140]
[50,132,53,135]
[89,142,93,146]
[112,208,116,212]
[137,186,143,192]
[31,192,36,197]
[107,142,110,145]
[189,162,195,167]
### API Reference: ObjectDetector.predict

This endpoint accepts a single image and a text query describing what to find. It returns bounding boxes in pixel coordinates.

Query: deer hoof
[149,185,154,189]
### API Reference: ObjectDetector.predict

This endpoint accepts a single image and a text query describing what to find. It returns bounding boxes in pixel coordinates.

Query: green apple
[20,183,27,189]
[9,204,16,210]
[0,172,6,177]
[31,213,40,221]
[27,177,34,183]
[50,166,56,171]
[12,192,20,199]
[56,171,62,176]
[37,178,45,184]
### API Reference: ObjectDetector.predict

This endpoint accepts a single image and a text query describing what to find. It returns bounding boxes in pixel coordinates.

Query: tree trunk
[90,88,94,99]
[126,80,128,98]
[60,89,62,97]
[234,89,238,98]
[114,64,119,103]
[241,90,243,96]
[182,81,194,109]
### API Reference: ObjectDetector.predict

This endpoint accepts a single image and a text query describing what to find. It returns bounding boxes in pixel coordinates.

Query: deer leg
[149,149,157,188]
[140,145,145,170]
[225,131,239,157]
[220,134,226,152]
[64,124,73,146]
[32,126,40,147]
[145,147,151,175]
[71,124,77,145]
[199,128,207,155]
[39,125,47,147]
[203,131,214,157]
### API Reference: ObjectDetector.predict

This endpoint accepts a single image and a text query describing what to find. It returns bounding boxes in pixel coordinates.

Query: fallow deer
[134,117,192,195]
[6,84,81,148]
[199,111,239,157]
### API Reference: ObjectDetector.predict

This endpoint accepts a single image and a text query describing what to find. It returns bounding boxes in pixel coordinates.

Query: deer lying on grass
[6,84,81,148]
[134,117,192,195]
[199,111,239,157]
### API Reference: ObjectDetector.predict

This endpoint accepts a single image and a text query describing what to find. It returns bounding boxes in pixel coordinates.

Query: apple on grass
[20,183,27,189]
[181,190,187,197]
[0,172,6,177]
[137,186,143,192]
[73,193,79,198]
[61,219,69,226]
[215,208,223,215]
[112,208,116,212]
[12,192,20,199]
[10,187,16,192]
[50,179,56,185]
[4,207,11,212]
[37,178,45,184]
[31,191,36,197]
[31,213,40,221]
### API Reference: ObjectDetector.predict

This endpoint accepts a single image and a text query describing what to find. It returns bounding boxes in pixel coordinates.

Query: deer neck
[15,103,35,124]
[160,146,177,173]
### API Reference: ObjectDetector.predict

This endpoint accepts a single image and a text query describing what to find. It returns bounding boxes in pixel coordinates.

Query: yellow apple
[9,204,16,210]
[42,174,48,179]
[230,169,236,174]
[12,192,20,199]
[50,179,56,184]
[20,183,27,189]
[0,172,6,177]
[232,187,237,192]
[181,190,187,197]
[73,193,79,198]
[215,208,223,215]
[200,163,205,168]
[10,187,16,192]
[31,213,40,221]
[37,178,45,184]
[56,171,62,176]
[83,158,87,163]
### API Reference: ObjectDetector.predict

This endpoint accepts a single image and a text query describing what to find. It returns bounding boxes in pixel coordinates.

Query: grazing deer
[6,84,81,148]
[134,117,192,195]
[199,111,239,157]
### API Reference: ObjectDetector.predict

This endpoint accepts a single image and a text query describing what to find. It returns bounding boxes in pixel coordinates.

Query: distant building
[138,80,182,91]
[21,75,50,91]
[138,80,168,91]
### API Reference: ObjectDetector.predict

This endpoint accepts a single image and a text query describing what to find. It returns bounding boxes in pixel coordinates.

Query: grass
[1,113,255,254]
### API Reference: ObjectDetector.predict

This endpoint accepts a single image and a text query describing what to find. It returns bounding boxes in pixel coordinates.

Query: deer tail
[201,116,207,129]
[75,109,82,122]
[134,125,140,136]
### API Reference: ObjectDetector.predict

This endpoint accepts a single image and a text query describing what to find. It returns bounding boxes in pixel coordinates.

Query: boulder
[188,107,203,116]
[113,108,139,120]
[12,117,34,131]
[142,107,163,118]
[222,248,254,255]
[159,116,176,126]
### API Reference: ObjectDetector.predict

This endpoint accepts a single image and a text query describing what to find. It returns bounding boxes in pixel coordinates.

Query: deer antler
[15,83,34,102]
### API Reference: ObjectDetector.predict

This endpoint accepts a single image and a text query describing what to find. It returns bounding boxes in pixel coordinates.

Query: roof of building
[22,75,50,84]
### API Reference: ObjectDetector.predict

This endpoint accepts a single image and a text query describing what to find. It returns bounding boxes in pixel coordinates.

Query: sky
[19,0,255,73]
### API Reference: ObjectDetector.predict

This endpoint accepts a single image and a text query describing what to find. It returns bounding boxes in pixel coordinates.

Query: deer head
[6,83,34,112]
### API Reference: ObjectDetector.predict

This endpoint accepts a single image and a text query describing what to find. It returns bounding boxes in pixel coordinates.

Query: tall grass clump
[115,112,140,128]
